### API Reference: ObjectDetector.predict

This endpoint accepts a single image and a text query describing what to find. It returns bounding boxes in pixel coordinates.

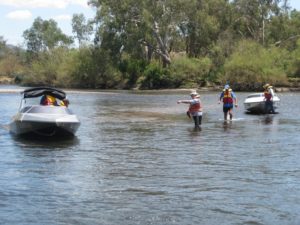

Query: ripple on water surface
[0,90,299,225]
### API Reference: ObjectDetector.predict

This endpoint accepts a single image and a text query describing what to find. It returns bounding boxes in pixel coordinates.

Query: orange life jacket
[223,89,233,104]
[189,101,201,113]
[42,95,57,106]
[264,90,272,100]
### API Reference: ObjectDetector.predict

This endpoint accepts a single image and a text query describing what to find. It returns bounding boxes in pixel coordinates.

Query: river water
[0,86,299,225]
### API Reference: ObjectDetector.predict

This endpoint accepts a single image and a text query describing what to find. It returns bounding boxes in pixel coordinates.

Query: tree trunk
[153,21,171,66]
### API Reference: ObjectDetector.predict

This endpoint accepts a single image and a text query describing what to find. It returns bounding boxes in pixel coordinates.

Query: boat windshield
[246,94,263,98]
[20,106,74,114]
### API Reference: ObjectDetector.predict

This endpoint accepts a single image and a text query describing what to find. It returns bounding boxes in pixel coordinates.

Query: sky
[1,0,300,47]
[0,0,95,46]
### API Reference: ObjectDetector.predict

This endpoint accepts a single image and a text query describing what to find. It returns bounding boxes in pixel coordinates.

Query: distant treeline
[1,0,300,91]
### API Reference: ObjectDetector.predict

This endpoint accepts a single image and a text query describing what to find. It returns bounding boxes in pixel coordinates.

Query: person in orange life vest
[177,90,203,128]
[219,84,238,121]
[40,94,58,106]
[263,83,275,114]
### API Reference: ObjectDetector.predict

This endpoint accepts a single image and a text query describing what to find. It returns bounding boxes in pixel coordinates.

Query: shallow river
[0,86,299,225]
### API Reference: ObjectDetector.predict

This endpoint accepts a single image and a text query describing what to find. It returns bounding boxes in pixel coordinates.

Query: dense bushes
[287,39,300,78]
[21,46,122,89]
[139,63,172,89]
[221,40,289,90]
[16,43,294,90]
[6,40,299,90]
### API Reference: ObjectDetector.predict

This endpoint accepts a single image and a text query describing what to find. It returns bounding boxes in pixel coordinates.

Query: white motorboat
[9,87,80,137]
[244,93,280,113]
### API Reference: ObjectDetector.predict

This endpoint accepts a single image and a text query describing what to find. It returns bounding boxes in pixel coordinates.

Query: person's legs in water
[193,115,202,127]
[193,116,199,127]
[264,102,268,114]
[228,107,233,120]
[265,101,270,114]
[265,101,274,114]
[192,115,202,131]
[270,101,275,114]
[223,107,229,120]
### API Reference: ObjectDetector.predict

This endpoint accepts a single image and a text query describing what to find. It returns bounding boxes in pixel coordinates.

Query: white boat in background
[9,87,80,137]
[244,93,280,114]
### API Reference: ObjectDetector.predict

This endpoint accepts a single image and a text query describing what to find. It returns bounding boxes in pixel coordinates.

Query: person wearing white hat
[218,84,238,120]
[263,83,275,113]
[177,90,203,129]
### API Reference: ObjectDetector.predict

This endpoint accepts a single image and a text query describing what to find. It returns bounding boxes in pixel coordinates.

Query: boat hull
[244,101,279,113]
[10,120,80,137]
[9,106,80,137]
[243,93,280,114]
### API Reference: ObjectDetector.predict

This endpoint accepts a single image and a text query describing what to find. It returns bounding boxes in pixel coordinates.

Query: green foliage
[23,17,73,57]
[0,42,26,81]
[286,39,300,78]
[68,47,122,88]
[182,0,227,57]
[22,46,123,88]
[267,11,300,49]
[222,40,288,89]
[170,55,212,87]
[119,56,147,87]
[0,53,25,77]
[22,48,67,86]
[71,14,93,45]
[0,36,6,54]
[139,62,175,89]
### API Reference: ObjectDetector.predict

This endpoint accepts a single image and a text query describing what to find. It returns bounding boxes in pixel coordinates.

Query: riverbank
[0,84,299,94]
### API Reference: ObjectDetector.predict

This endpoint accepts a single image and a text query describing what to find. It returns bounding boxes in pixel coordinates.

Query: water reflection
[223,120,233,131]
[263,115,274,124]
[187,126,202,135]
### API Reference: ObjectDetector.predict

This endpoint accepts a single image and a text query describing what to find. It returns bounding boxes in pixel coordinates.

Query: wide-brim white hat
[190,90,200,97]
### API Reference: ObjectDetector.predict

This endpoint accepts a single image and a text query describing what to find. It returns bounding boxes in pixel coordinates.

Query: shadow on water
[245,111,276,125]
[11,133,80,149]
[245,111,279,115]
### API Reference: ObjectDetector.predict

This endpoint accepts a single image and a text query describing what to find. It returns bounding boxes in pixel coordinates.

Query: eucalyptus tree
[88,0,185,66]
[178,0,231,57]
[268,9,300,50]
[23,17,73,55]
[0,36,6,59]
[0,36,6,50]
[231,0,281,45]
[72,13,94,46]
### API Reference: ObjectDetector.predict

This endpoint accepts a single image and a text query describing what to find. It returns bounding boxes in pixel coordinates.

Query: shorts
[223,106,233,113]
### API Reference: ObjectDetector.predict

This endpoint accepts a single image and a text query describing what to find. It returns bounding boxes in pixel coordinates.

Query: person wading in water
[263,83,275,114]
[177,90,203,129]
[219,84,238,121]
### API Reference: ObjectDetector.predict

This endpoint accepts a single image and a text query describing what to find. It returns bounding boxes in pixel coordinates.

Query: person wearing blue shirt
[219,84,238,120]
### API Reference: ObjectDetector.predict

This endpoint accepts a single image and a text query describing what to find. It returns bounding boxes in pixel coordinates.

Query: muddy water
[0,88,299,225]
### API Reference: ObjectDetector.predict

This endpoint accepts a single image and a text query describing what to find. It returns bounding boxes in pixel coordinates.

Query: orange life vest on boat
[223,89,233,104]
[41,95,58,106]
